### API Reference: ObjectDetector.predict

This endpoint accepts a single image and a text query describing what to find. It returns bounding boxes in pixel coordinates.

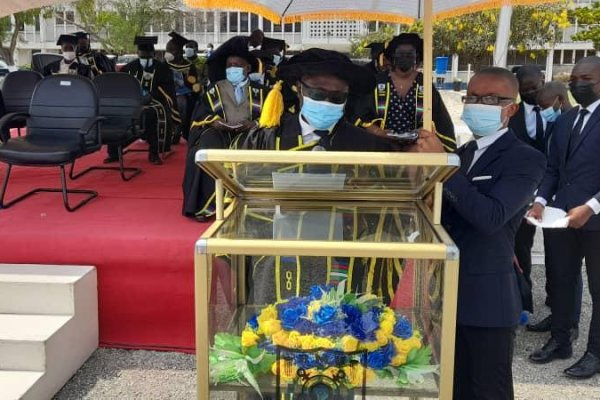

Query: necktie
[234,84,244,104]
[460,140,478,173]
[313,130,331,151]
[568,108,589,158]
[533,106,544,147]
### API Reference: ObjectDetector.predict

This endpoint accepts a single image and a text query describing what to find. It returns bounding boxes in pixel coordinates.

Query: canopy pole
[422,0,433,132]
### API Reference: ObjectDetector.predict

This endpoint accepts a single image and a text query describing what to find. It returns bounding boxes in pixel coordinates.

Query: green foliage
[350,25,398,58]
[72,0,181,54]
[571,2,600,51]
[0,9,41,64]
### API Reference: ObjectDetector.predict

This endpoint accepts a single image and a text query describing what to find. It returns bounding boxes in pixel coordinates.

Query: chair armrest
[79,116,106,149]
[0,112,29,131]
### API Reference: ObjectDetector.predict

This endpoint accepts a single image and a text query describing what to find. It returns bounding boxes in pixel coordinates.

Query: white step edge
[0,370,44,400]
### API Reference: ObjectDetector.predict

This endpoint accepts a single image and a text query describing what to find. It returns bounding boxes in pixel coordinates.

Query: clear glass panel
[207,253,444,399]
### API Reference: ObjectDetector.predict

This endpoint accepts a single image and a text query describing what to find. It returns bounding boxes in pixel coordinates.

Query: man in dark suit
[528,56,600,379]
[409,67,546,399]
[508,66,546,314]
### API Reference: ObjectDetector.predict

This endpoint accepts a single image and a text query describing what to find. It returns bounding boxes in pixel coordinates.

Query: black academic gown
[241,112,409,304]
[43,58,92,78]
[119,59,179,155]
[79,50,115,77]
[167,59,201,141]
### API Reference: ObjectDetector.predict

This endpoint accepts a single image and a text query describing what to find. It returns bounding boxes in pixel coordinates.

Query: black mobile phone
[386,130,419,145]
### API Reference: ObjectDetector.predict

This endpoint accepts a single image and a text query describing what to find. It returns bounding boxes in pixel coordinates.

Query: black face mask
[520,90,538,106]
[394,58,415,73]
[570,82,599,107]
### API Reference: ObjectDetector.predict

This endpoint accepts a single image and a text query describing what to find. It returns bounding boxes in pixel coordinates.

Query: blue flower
[281,308,303,330]
[343,304,367,340]
[393,315,413,339]
[294,318,316,334]
[294,353,318,369]
[360,311,379,340]
[247,314,259,330]
[316,320,347,337]
[319,350,348,368]
[309,284,334,300]
[365,343,394,370]
[314,305,337,325]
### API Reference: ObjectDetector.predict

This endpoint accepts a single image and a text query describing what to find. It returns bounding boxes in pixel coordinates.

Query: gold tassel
[259,80,284,128]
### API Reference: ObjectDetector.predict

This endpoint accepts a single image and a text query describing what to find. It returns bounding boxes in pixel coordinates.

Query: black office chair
[0,71,43,141]
[69,73,143,181]
[0,75,104,212]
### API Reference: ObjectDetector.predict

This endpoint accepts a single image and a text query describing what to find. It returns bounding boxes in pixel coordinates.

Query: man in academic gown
[72,31,114,77]
[181,45,267,220]
[164,31,201,143]
[43,34,92,78]
[107,36,179,165]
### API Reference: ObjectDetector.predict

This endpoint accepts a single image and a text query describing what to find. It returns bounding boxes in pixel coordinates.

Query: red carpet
[0,140,208,352]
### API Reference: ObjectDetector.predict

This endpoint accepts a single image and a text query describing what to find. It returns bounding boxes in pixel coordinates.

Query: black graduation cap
[71,31,89,40]
[168,31,189,48]
[364,42,385,58]
[262,37,288,53]
[384,33,424,62]
[134,36,158,52]
[56,34,78,46]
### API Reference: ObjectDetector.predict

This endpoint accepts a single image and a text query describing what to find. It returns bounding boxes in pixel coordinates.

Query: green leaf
[405,345,432,367]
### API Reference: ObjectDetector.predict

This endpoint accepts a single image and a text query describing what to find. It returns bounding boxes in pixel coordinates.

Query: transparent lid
[195,150,459,201]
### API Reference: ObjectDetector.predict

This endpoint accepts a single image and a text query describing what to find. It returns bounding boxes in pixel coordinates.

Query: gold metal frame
[194,150,460,400]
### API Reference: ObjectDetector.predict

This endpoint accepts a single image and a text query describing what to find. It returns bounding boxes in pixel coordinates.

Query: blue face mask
[139,58,153,69]
[540,105,561,123]
[301,96,345,130]
[273,54,282,66]
[461,103,507,137]
[226,66,246,86]
[248,72,264,85]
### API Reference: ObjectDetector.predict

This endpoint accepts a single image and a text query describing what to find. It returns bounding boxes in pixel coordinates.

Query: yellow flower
[299,334,316,350]
[307,300,320,319]
[272,360,297,382]
[272,330,289,346]
[262,319,282,336]
[286,330,301,348]
[323,367,340,379]
[257,305,278,334]
[241,329,259,348]
[375,329,389,345]
[340,335,359,352]
[360,341,381,352]
[391,352,408,366]
[314,337,335,349]
[380,319,394,336]
[343,364,375,387]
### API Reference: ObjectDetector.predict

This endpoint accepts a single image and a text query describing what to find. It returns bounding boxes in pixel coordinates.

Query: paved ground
[54,92,600,399]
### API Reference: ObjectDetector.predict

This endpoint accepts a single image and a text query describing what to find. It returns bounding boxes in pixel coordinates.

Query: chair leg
[69,146,141,182]
[0,164,97,212]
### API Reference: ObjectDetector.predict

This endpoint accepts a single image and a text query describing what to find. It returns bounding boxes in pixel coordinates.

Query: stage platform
[0,141,207,352]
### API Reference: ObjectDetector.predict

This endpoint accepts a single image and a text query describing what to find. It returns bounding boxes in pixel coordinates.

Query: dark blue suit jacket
[443,130,546,327]
[538,106,600,231]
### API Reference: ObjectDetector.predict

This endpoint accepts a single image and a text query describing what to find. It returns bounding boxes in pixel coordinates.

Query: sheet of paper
[272,172,346,191]
[525,206,570,228]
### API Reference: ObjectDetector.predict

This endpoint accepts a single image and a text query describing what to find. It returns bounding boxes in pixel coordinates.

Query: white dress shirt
[524,102,547,140]
[299,115,334,144]
[535,97,600,215]
[466,128,508,173]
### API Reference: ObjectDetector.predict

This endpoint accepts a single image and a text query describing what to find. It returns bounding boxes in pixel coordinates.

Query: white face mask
[63,51,76,62]
[184,47,196,58]
[139,58,153,69]
[248,45,262,51]
[164,52,175,62]
[248,72,264,85]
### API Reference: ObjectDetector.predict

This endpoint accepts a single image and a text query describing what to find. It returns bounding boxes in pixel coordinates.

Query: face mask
[206,48,213,56]
[63,51,76,62]
[164,52,175,62]
[520,90,538,106]
[77,46,89,56]
[248,72,264,85]
[570,82,599,107]
[394,58,415,72]
[301,96,345,130]
[461,103,508,137]
[226,66,246,86]
[273,54,282,66]
[540,106,561,123]
[184,47,196,59]
[139,58,153,69]
[249,45,262,51]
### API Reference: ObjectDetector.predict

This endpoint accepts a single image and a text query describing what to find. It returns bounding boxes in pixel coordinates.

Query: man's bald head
[470,67,519,98]
[537,81,570,110]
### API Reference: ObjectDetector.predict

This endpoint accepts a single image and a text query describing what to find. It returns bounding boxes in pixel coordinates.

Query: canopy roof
[184,0,560,24]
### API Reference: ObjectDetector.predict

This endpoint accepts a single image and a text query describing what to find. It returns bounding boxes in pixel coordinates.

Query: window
[65,11,74,25]
[241,12,249,32]
[263,19,272,32]
[251,14,259,31]
[563,50,574,64]
[229,12,238,33]
[273,23,282,33]
[185,15,195,33]
[294,22,302,33]
[284,23,293,33]
[575,49,586,63]
[220,12,228,32]
[206,12,215,32]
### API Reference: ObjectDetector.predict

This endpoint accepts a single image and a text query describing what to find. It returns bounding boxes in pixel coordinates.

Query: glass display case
[194,150,460,400]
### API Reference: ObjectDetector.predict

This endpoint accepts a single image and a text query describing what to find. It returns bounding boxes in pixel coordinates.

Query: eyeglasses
[462,95,515,105]
[299,80,348,104]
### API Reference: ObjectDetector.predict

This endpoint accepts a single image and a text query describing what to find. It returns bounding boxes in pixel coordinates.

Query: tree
[68,0,181,54]
[0,9,41,64]
[571,2,600,51]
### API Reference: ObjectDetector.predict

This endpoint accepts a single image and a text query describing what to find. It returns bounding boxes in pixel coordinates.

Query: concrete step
[0,370,44,400]
[0,314,72,371]
[0,264,98,400]
[0,264,93,315]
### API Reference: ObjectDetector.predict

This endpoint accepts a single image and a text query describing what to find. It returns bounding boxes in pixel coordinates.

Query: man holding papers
[528,57,600,379]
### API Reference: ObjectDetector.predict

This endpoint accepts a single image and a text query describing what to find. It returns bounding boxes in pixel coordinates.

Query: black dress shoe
[148,153,163,165]
[527,315,552,332]
[564,352,600,379]
[529,338,572,364]
[103,156,119,164]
